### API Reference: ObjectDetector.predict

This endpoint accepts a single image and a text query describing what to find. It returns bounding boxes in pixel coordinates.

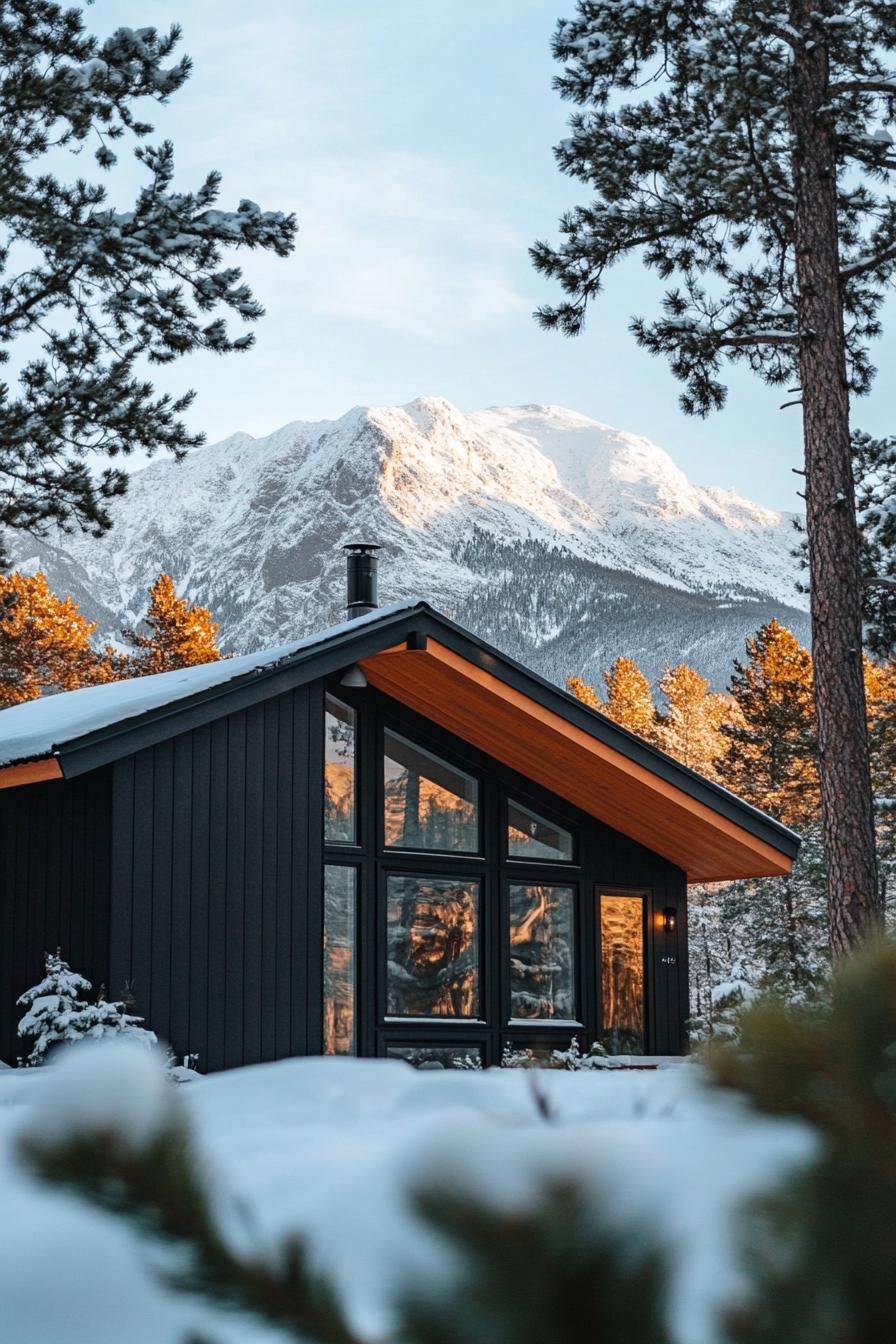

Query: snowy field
[0,1053,814,1344]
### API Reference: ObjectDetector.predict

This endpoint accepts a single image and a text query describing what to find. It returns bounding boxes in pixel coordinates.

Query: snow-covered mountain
[3,396,810,689]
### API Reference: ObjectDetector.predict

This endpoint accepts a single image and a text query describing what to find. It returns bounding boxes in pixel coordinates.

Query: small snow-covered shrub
[17,950,157,1067]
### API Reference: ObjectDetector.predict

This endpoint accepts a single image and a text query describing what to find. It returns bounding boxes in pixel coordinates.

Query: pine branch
[828,79,896,98]
[841,243,896,280]
[22,1107,364,1344]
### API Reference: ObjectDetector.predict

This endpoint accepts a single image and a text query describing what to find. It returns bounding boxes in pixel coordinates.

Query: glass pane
[325,696,356,844]
[508,800,574,862]
[508,884,575,1020]
[384,730,479,852]
[387,1044,482,1070]
[600,893,645,1055]
[386,875,480,1018]
[323,866,356,1054]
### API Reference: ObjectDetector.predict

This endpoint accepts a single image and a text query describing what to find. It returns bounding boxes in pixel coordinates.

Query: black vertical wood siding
[0,768,113,1064]
[2,674,688,1071]
[109,685,321,1070]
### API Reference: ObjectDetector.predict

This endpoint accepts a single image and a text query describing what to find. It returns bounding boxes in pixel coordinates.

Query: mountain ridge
[2,396,809,690]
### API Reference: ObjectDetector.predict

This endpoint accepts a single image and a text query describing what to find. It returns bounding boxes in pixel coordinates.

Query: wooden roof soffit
[0,757,63,790]
[360,639,793,884]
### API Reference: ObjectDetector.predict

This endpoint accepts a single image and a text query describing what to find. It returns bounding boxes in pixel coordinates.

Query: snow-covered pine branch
[0,3,297,569]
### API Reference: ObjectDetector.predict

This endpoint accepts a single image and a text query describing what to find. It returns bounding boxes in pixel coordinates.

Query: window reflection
[324,696,356,844]
[509,883,575,1020]
[508,800,574,862]
[600,893,645,1054]
[383,730,479,852]
[323,866,356,1054]
[386,875,479,1018]
[387,1044,482,1070]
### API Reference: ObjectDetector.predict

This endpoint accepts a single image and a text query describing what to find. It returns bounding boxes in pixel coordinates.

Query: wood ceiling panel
[0,758,62,790]
[361,642,792,883]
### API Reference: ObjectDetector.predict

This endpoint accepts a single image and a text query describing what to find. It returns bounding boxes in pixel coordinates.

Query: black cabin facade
[0,564,799,1070]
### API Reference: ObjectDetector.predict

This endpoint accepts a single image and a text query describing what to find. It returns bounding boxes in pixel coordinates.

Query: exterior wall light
[662,906,677,933]
[340,663,368,689]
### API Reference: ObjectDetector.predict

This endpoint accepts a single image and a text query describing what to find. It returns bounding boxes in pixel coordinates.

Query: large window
[508,799,574,862]
[323,692,660,1062]
[325,696,356,844]
[383,730,479,852]
[386,874,480,1019]
[323,866,357,1054]
[508,883,576,1021]
[599,893,645,1055]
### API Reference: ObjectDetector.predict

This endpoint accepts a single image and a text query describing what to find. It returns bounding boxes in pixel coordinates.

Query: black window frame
[324,693,362,850]
[505,791,578,867]
[381,724,484,857]
[322,860,362,1056]
[321,680,668,1065]
[504,875,583,1029]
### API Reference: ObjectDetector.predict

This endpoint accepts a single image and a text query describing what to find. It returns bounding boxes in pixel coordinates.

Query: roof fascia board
[44,598,797,863]
[412,616,800,859]
[57,608,429,778]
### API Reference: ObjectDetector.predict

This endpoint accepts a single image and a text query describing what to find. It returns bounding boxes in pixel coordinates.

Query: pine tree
[656,663,728,778]
[864,656,896,907]
[718,621,819,828]
[16,950,156,1066]
[0,570,112,707]
[122,573,222,676]
[0,6,296,566]
[853,431,896,660]
[603,656,658,744]
[565,672,601,710]
[533,0,890,949]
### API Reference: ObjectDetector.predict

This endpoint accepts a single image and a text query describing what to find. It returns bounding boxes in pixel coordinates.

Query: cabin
[0,547,799,1069]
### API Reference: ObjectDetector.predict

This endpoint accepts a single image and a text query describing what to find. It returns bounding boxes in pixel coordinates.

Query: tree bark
[789,0,880,953]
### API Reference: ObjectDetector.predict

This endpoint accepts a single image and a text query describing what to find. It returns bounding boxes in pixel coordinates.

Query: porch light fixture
[339,663,368,689]
[662,906,677,933]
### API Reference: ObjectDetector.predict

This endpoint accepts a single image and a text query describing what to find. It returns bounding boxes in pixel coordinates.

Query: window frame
[596,886,651,1058]
[504,876,583,1029]
[381,724,484,857]
[379,864,488,1027]
[322,860,361,1056]
[324,693,362,850]
[322,679,661,1065]
[505,792,578,867]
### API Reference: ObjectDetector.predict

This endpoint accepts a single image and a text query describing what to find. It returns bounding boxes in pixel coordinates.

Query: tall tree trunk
[790,0,880,953]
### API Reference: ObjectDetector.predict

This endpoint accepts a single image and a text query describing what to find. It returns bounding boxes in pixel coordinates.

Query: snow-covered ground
[0,1052,814,1344]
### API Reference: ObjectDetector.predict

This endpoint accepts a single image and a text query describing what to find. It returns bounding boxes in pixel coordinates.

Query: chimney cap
[343,541,381,554]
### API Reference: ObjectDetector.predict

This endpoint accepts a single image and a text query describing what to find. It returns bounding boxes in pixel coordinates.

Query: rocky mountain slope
[3,396,810,689]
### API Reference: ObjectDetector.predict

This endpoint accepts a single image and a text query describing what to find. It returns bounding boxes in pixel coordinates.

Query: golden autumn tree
[717,620,819,829]
[566,657,659,743]
[0,571,116,708]
[565,673,600,710]
[123,574,222,677]
[603,656,658,744]
[656,663,729,780]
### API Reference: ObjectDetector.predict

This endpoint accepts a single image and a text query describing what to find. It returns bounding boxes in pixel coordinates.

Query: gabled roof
[0,600,799,882]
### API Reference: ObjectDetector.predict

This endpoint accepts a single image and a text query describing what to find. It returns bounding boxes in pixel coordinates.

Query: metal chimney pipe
[344,543,380,619]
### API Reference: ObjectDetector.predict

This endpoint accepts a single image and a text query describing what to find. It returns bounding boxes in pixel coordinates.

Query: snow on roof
[0,601,419,768]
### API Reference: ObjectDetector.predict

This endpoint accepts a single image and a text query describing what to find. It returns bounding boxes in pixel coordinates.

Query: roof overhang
[360,637,795,883]
[0,757,62,789]
[0,600,798,883]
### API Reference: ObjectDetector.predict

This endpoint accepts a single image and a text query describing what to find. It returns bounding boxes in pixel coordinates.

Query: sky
[81,0,896,511]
